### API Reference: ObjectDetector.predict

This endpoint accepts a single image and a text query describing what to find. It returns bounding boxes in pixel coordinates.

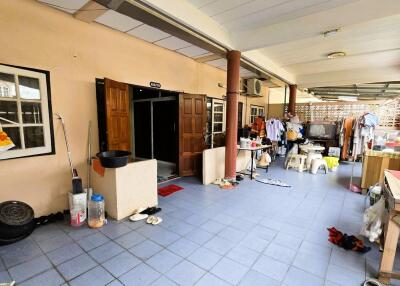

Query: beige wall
[267,104,285,119]
[0,0,269,215]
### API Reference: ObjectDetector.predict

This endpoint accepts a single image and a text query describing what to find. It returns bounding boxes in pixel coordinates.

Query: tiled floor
[0,160,395,285]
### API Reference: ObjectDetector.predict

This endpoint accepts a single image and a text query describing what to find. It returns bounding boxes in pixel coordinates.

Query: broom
[55,113,84,194]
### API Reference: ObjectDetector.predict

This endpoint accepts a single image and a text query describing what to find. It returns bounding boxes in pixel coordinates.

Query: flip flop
[129,213,148,222]
[146,216,162,225]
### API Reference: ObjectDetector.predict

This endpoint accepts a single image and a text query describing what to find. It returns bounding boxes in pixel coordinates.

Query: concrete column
[225,50,241,180]
[288,84,297,116]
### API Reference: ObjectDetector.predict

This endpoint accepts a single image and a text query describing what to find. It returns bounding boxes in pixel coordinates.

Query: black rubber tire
[0,201,35,240]
[0,225,35,245]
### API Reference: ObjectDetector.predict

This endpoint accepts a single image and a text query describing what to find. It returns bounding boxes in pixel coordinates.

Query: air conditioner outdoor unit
[246,78,263,96]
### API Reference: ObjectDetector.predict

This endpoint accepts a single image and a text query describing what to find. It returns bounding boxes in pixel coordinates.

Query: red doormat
[158,184,184,197]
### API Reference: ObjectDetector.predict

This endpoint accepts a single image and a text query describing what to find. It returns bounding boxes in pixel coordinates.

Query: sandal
[146,216,162,225]
[129,213,148,222]
[140,207,162,215]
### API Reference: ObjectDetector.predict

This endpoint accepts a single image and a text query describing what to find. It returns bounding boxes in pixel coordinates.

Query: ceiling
[38,0,257,78]
[188,0,356,30]
[141,0,400,89]
[38,0,400,97]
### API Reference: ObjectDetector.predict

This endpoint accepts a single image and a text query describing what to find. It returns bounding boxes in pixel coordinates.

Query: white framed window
[0,64,54,160]
[205,97,226,148]
[250,105,265,123]
[212,99,225,134]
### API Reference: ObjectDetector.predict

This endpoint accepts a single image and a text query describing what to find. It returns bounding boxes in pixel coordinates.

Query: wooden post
[224,50,241,180]
[288,84,297,116]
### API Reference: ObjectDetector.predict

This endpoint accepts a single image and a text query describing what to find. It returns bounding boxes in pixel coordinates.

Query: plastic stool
[306,153,322,170]
[286,154,307,172]
[311,158,328,174]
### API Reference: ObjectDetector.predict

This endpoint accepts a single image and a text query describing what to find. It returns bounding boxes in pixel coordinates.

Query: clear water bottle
[88,194,105,228]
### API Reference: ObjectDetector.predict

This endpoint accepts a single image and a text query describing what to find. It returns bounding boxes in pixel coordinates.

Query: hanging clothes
[352,117,363,158]
[251,117,266,137]
[341,117,355,160]
[266,118,284,141]
[363,113,379,127]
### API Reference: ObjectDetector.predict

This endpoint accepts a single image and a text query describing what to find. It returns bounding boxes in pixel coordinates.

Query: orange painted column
[288,84,297,116]
[225,50,241,180]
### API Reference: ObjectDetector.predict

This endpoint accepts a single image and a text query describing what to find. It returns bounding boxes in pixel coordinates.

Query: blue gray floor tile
[0,161,383,285]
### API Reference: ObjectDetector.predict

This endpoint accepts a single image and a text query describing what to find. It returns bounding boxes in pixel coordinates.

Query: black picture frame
[0,63,56,160]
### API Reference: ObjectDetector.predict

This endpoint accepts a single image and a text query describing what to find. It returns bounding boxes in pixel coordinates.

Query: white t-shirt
[266,119,284,141]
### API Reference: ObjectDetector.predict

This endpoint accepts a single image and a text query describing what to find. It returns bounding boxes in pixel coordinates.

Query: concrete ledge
[202,147,250,185]
[92,159,158,220]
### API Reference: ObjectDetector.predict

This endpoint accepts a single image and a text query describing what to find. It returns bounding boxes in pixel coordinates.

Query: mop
[86,121,93,200]
[55,113,84,194]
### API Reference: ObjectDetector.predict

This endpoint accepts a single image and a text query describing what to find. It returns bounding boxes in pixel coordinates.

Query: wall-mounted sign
[150,82,161,89]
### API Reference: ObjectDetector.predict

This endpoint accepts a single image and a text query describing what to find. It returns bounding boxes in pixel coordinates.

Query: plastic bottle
[88,194,105,228]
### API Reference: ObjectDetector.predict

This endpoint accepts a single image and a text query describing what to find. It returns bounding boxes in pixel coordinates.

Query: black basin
[96,150,131,168]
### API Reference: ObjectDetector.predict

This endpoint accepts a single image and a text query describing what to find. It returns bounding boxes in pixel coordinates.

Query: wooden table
[378,170,400,285]
[238,145,272,179]
[361,150,400,193]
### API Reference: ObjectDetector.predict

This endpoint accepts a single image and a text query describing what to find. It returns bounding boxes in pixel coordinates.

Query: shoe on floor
[140,207,162,215]
[146,216,162,225]
[129,213,148,222]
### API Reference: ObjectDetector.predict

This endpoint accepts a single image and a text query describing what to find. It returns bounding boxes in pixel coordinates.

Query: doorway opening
[96,78,207,182]
[131,86,179,183]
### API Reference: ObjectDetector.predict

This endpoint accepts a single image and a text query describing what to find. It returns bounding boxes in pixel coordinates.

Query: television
[306,122,336,139]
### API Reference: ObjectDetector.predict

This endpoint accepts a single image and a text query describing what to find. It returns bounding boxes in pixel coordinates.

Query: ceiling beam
[314,93,397,98]
[118,0,295,84]
[196,54,221,63]
[310,87,400,91]
[74,1,108,23]
[95,0,227,56]
[309,90,400,94]
[93,0,293,85]
[298,65,400,88]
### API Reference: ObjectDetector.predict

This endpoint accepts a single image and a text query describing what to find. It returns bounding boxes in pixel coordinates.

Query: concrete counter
[92,159,158,220]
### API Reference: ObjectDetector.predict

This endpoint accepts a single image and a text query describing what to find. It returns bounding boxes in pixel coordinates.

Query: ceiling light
[322,28,340,37]
[327,52,346,59]
[340,96,357,101]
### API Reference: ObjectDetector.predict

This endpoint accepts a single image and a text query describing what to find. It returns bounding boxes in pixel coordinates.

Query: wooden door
[104,78,131,151]
[179,94,207,176]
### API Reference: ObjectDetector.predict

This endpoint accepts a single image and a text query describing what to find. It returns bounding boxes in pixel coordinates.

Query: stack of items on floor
[328,227,371,253]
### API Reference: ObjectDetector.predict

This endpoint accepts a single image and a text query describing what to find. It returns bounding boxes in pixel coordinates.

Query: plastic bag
[360,197,385,242]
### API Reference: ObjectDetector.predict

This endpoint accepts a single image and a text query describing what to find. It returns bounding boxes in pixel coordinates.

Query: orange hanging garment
[341,117,354,160]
